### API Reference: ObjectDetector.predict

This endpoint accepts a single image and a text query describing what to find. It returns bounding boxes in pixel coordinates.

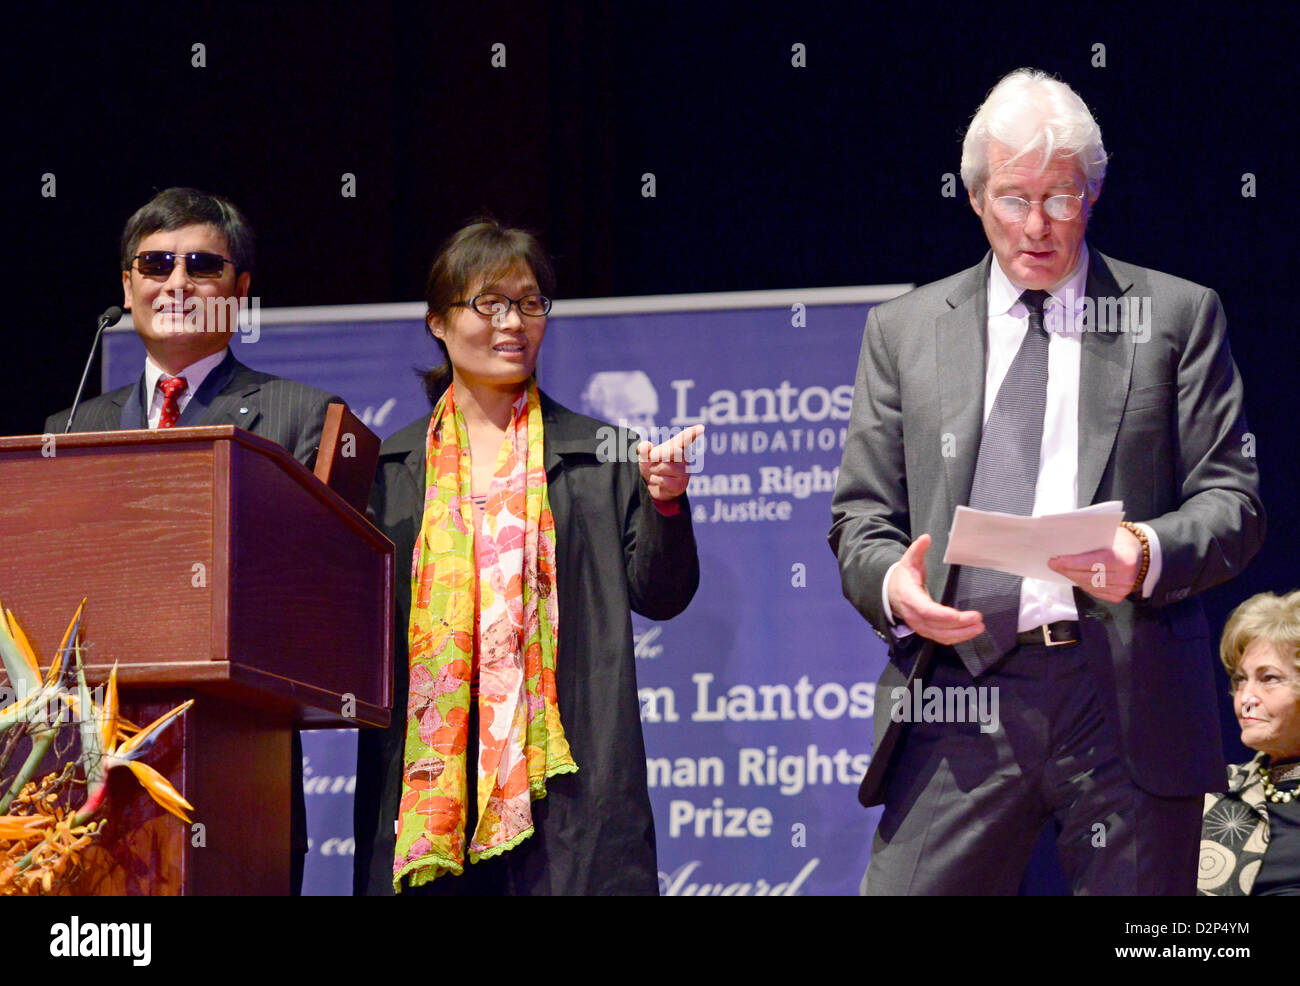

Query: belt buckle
[1040,623,1072,647]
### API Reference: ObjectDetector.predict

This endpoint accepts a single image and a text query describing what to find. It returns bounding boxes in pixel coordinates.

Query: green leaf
[0,618,40,699]
[75,648,105,790]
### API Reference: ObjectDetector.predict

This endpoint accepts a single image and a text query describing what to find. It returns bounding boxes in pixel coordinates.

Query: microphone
[64,305,125,434]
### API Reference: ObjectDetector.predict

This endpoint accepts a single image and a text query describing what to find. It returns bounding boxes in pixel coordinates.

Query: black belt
[1015,621,1081,647]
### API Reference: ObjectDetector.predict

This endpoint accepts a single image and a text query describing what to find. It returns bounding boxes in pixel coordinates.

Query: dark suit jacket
[45,347,343,872]
[830,250,1264,804]
[353,391,699,895]
[45,348,340,469]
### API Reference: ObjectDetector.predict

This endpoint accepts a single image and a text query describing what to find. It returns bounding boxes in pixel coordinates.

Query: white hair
[960,68,1108,200]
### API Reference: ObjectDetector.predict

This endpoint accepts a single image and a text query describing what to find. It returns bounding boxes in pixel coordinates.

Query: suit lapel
[125,349,263,430]
[541,390,608,545]
[371,413,429,502]
[540,391,604,477]
[1076,250,1136,509]
[935,250,1138,516]
[936,257,990,529]
[181,350,263,432]
[118,374,146,430]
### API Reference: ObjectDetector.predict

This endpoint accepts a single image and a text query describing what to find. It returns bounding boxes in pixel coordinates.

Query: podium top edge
[0,425,288,460]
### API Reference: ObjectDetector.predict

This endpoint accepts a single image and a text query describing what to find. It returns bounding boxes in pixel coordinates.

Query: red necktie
[157,376,189,429]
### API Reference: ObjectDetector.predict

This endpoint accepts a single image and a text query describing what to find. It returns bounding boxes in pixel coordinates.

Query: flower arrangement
[0,600,192,895]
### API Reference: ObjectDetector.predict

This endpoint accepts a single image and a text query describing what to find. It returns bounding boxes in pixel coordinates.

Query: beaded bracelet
[1120,521,1150,598]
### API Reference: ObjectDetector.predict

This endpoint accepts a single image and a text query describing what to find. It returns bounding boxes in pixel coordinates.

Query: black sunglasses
[129,251,236,279]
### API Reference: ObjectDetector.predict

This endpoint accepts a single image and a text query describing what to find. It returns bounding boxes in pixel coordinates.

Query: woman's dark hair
[421,218,556,404]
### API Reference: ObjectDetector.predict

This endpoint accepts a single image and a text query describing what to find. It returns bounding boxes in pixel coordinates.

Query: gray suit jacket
[45,348,341,468]
[830,249,1264,804]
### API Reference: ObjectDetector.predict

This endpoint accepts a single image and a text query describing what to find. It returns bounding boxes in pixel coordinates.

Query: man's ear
[426,312,445,339]
[121,269,132,310]
[969,185,984,218]
[235,271,252,299]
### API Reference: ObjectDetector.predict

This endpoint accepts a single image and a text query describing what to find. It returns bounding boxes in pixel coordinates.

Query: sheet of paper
[942,501,1125,584]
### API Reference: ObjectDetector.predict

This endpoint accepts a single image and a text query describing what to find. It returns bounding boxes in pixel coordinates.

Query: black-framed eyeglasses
[129,251,236,279]
[453,293,552,318]
[988,194,1086,223]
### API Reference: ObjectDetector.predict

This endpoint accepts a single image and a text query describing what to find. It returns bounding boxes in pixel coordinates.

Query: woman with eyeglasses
[1199,591,1300,895]
[353,219,702,895]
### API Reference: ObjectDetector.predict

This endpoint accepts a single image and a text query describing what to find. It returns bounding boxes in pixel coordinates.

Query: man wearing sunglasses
[46,186,340,469]
[830,69,1263,895]
[44,186,343,895]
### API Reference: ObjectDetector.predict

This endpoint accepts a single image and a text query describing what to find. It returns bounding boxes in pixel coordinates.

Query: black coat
[353,392,699,895]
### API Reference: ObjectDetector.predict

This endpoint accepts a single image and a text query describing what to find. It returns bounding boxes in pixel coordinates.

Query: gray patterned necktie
[952,289,1051,675]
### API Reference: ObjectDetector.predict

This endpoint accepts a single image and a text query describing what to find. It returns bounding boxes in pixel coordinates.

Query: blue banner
[103,286,905,895]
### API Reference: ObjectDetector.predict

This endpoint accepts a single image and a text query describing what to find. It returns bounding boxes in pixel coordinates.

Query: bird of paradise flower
[0,599,193,894]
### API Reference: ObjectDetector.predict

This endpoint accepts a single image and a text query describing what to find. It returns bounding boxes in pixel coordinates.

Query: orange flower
[524,642,542,678]
[423,796,461,835]
[3,608,41,680]
[0,814,51,840]
[540,666,558,700]
[500,760,529,800]
[429,725,464,756]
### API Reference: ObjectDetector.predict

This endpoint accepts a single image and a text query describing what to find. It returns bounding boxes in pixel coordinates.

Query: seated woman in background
[1199,590,1300,895]
[352,218,702,895]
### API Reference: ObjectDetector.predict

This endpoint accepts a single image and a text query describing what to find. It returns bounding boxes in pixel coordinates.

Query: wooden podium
[0,426,393,895]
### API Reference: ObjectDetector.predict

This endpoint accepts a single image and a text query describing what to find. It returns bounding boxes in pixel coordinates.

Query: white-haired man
[830,68,1263,894]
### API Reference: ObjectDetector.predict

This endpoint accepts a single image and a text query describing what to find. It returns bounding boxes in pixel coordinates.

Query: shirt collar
[144,347,230,400]
[988,245,1090,326]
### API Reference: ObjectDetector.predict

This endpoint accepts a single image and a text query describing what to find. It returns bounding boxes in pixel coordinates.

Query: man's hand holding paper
[943,500,1142,602]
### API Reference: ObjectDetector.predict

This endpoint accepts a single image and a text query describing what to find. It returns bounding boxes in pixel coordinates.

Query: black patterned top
[1199,752,1300,896]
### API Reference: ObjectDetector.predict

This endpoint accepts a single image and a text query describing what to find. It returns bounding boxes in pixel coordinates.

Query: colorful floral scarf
[394,379,575,891]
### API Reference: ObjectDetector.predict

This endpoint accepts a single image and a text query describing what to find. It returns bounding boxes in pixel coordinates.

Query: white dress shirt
[883,247,1161,634]
[143,348,229,429]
